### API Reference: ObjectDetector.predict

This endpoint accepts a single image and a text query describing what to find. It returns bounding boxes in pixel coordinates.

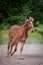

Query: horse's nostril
[32,30,35,33]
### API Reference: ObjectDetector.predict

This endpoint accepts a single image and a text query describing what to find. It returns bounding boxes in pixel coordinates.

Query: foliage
[0,0,43,29]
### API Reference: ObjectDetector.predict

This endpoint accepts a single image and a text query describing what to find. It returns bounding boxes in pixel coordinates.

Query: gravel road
[0,44,43,65]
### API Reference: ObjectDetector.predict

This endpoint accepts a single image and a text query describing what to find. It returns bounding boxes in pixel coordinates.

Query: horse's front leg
[20,41,25,56]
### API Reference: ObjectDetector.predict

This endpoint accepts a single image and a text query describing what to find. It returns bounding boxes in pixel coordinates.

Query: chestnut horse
[7,17,34,57]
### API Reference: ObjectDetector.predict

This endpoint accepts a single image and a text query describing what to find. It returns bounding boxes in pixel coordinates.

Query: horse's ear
[29,17,34,22]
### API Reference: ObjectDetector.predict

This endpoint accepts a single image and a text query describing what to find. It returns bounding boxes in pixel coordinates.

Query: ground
[0,44,43,65]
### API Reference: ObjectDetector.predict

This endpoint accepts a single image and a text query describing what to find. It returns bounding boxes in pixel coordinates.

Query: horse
[7,17,34,57]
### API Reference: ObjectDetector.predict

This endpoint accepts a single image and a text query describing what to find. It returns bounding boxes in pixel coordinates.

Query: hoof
[10,53,13,56]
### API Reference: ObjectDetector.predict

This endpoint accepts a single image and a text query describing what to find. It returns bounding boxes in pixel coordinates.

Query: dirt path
[0,44,43,65]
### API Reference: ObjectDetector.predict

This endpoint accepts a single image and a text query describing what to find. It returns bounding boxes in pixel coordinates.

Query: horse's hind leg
[9,38,15,54]
[7,40,10,57]
[10,43,14,54]
[10,40,18,56]
[10,44,17,56]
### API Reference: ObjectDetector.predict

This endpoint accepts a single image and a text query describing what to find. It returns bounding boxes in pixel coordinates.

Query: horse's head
[27,17,35,32]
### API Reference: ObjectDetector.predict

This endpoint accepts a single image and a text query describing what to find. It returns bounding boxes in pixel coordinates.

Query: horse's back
[10,25,20,30]
[9,25,20,38]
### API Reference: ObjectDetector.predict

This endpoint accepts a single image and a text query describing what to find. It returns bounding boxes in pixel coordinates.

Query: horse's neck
[23,23,28,37]
[23,20,28,31]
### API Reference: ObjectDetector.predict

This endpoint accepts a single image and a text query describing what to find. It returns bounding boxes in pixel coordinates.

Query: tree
[0,0,43,29]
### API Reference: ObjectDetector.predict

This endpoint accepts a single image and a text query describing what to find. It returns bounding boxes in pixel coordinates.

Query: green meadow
[0,24,43,45]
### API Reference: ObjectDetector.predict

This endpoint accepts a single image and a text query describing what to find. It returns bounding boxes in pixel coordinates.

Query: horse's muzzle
[31,30,35,33]
[30,28,35,33]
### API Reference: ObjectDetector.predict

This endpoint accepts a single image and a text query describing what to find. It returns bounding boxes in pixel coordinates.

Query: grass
[0,24,43,45]
[0,30,8,45]
[26,31,43,44]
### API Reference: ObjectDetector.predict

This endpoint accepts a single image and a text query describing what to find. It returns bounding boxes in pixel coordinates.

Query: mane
[23,19,29,28]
